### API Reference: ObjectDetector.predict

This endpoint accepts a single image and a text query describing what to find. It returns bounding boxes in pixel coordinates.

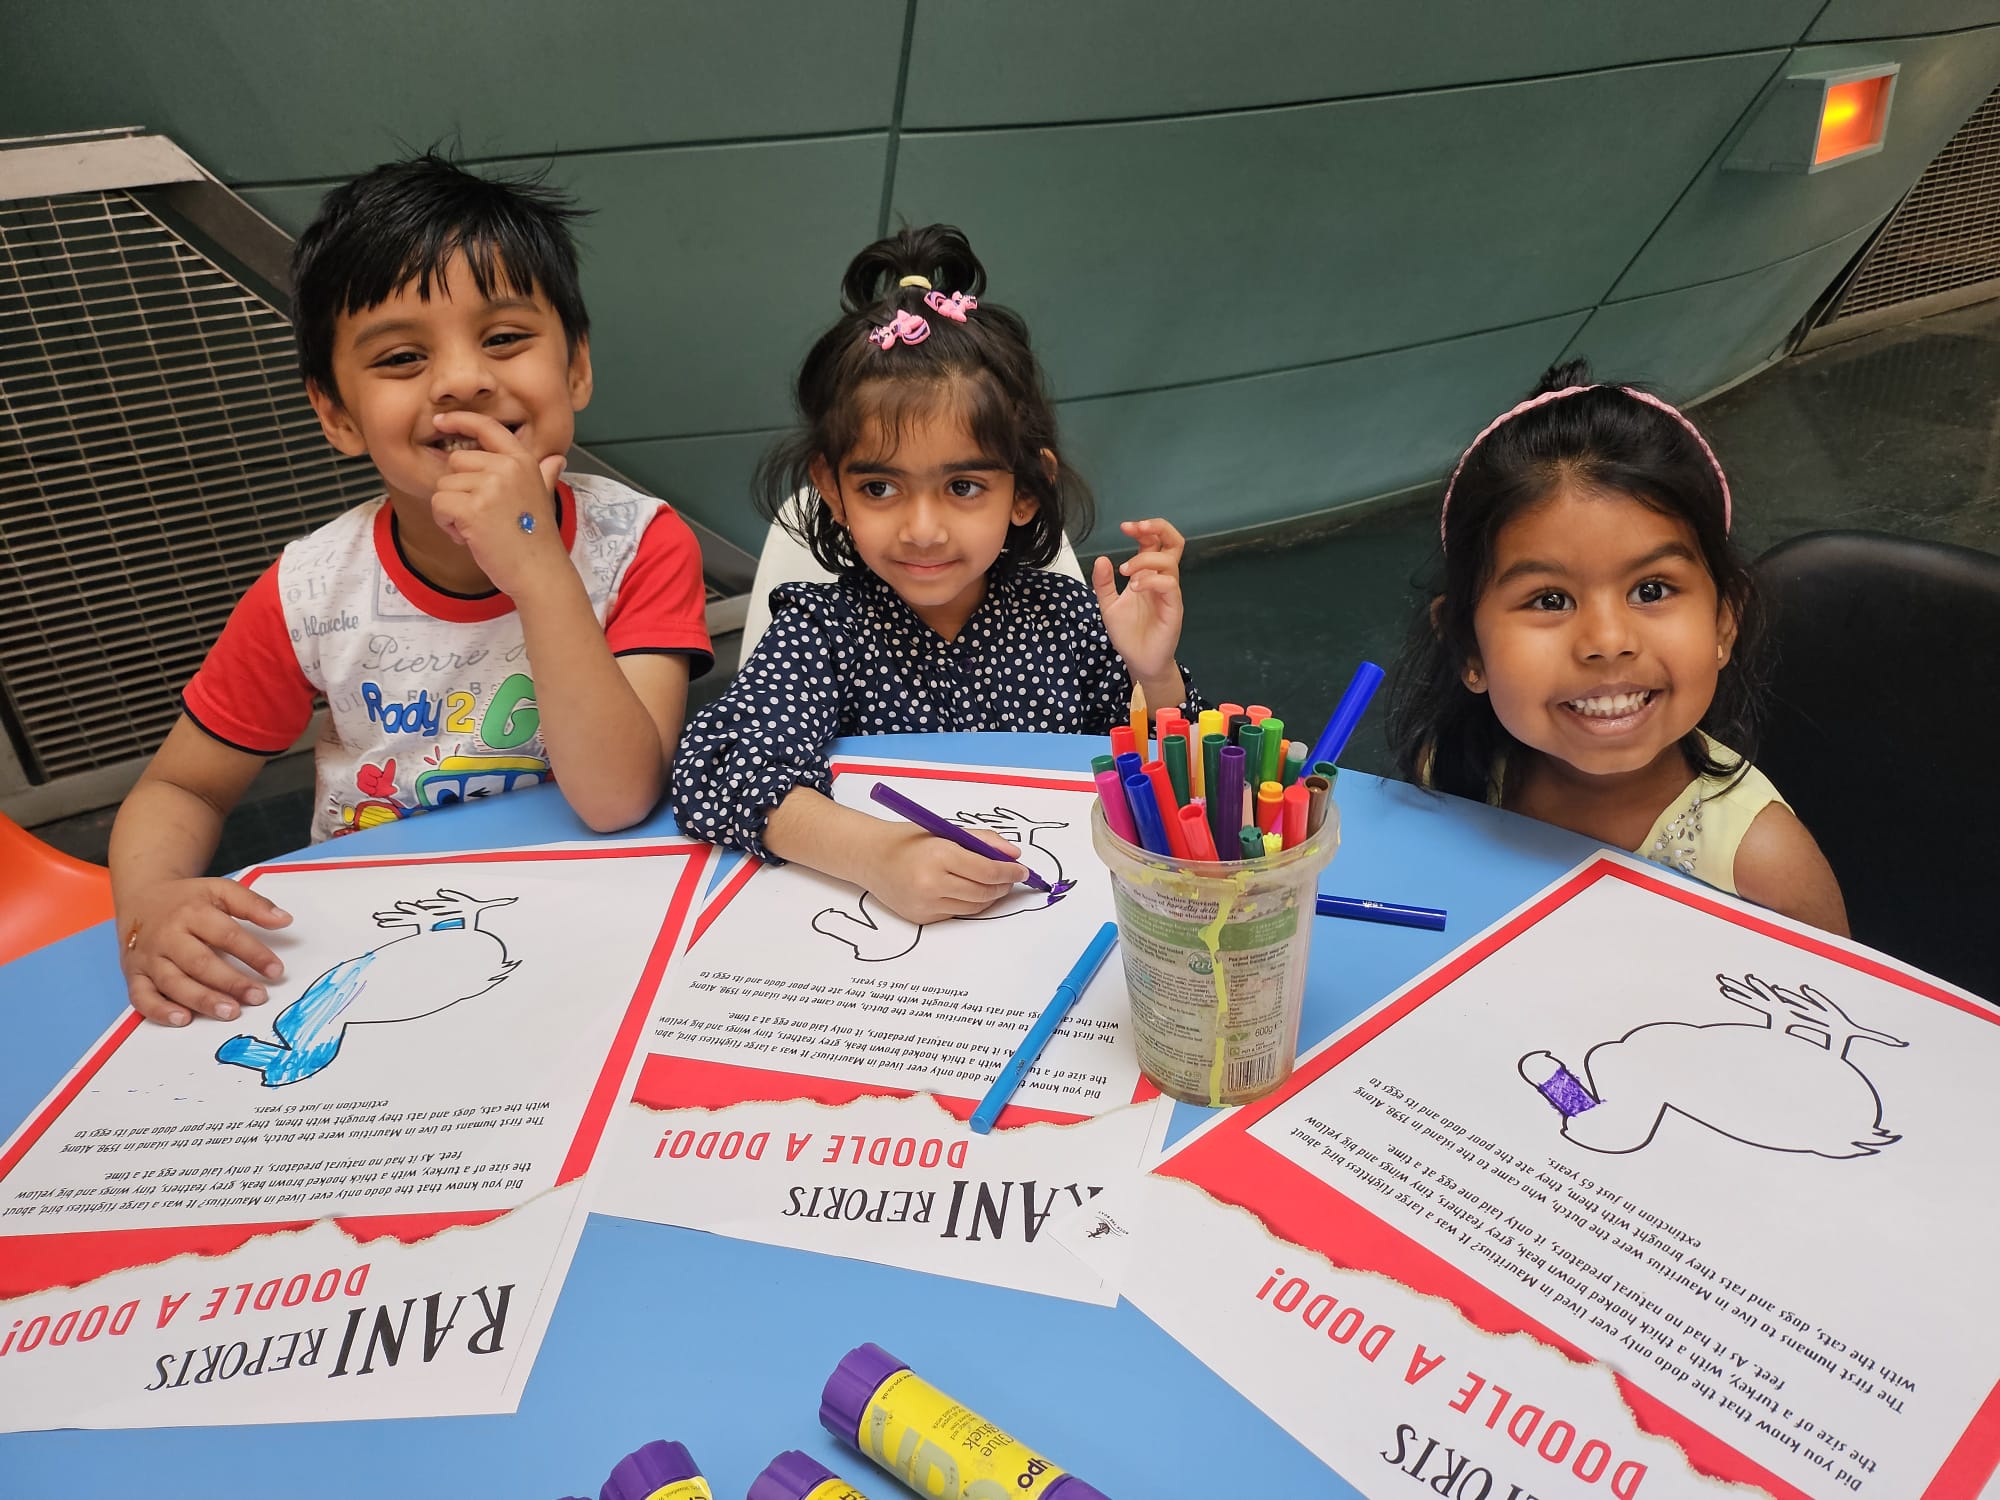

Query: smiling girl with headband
[1386,361,1846,933]
[672,224,1199,922]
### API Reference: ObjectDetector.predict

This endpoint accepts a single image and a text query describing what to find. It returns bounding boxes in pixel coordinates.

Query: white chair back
[737,492,1085,669]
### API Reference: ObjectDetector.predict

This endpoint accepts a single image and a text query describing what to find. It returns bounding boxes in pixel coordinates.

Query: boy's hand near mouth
[429,409,569,599]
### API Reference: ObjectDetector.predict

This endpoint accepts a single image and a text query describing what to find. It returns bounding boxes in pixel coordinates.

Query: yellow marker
[1263,831,1282,856]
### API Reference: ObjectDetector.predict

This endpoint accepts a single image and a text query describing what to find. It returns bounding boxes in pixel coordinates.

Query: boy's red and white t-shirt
[182,473,712,843]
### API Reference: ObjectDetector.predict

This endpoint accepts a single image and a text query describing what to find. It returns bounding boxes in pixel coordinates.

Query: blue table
[0,734,1601,1499]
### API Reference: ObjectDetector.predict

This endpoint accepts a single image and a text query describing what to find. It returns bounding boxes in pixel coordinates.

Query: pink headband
[1439,385,1733,547]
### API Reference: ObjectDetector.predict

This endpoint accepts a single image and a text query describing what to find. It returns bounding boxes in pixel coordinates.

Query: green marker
[1260,716,1284,786]
[1239,725,1265,792]
[1313,760,1340,786]
[1091,753,1115,776]
[1238,825,1265,860]
[1163,734,1190,806]
[1282,742,1308,786]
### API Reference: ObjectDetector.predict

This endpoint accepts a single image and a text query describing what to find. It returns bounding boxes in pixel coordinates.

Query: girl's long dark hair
[755,224,1090,573]
[1387,360,1766,800]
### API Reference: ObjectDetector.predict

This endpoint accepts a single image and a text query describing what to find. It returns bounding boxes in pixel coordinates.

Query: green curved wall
[6,1,1997,553]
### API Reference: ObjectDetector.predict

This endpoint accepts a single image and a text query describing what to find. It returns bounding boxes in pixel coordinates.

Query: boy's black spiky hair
[290,150,590,403]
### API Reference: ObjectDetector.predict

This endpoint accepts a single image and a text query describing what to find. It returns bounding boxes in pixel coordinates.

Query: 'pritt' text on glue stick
[819,1343,1111,1500]
[600,1438,714,1500]
[748,1450,876,1500]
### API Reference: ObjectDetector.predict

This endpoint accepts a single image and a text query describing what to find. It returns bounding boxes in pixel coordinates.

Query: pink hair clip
[868,310,931,349]
[923,289,977,323]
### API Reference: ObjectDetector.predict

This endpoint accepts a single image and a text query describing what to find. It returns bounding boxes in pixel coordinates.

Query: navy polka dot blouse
[671,565,1202,860]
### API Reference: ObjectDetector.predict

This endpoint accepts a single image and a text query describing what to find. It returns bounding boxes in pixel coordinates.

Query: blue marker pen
[970,922,1119,1134]
[1305,661,1386,770]
[1314,894,1447,931]
[1123,772,1171,855]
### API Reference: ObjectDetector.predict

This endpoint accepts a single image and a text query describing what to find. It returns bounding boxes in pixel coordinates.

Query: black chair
[1752,530,2000,1002]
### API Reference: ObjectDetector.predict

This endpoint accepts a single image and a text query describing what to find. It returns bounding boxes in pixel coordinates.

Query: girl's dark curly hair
[755,224,1090,573]
[1386,359,1766,800]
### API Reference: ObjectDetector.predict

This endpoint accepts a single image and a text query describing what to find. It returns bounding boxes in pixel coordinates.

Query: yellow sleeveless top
[1635,736,1786,895]
[1469,735,1786,895]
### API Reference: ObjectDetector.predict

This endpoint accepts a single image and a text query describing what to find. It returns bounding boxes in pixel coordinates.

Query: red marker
[1178,803,1220,861]
[1142,759,1191,859]
[1282,781,1310,846]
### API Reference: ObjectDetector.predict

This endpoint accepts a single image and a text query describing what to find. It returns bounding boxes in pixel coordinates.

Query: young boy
[110,153,712,1028]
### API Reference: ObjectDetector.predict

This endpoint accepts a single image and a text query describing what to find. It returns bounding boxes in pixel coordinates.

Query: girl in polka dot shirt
[671,224,1199,922]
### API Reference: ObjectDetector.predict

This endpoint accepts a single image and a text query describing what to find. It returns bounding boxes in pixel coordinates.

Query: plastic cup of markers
[1091,798,1339,1107]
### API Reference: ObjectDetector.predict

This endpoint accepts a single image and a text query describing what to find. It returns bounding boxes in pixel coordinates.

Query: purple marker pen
[869,782,1052,893]
[821,1343,1112,1499]
[600,1439,714,1500]
[748,1450,876,1500]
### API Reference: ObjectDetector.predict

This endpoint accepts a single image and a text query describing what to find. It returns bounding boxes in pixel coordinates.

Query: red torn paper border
[0,840,708,1303]
[1158,854,2000,1500]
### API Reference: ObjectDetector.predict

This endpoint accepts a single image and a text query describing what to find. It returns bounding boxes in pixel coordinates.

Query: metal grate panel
[1831,83,2000,321]
[0,191,380,782]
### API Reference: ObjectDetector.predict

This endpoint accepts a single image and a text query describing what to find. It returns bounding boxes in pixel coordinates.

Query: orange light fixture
[1726,63,1899,174]
[1815,74,1895,166]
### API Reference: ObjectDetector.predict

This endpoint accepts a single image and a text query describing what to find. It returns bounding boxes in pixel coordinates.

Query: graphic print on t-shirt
[329,670,552,834]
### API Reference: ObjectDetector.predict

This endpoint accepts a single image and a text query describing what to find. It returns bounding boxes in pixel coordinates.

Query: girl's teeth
[1567,691,1652,718]
[437,436,480,452]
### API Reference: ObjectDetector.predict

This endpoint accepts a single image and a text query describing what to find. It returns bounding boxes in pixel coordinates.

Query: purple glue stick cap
[748,1450,846,1500]
[602,1439,704,1500]
[1051,1480,1113,1498]
[820,1343,907,1445]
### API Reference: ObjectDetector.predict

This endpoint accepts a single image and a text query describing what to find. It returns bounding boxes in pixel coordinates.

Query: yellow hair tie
[897,274,932,289]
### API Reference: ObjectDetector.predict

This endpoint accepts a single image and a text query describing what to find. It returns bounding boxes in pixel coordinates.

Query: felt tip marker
[1256,780,1284,834]
[1178,802,1220,861]
[1124,772,1171,855]
[1306,661,1386,769]
[1315,894,1448,931]
[1142,760,1191,859]
[870,783,1049,893]
[1260,716,1284,785]
[1305,773,1332,836]
[969,921,1119,1133]
[1282,781,1310,845]
[1093,763,1139,846]
[1216,745,1248,857]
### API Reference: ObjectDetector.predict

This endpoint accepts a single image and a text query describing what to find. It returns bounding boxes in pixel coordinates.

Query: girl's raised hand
[1093,518,1188,703]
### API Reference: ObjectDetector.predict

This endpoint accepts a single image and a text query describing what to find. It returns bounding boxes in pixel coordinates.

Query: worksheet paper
[1056,852,2000,1500]
[0,839,712,1430]
[594,756,1168,1303]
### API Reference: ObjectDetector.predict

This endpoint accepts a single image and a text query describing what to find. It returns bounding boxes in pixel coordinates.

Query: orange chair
[0,811,116,966]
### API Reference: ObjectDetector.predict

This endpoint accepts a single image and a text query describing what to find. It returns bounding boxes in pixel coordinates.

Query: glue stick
[749,1450,877,1500]
[820,1343,1111,1499]
[600,1439,714,1500]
